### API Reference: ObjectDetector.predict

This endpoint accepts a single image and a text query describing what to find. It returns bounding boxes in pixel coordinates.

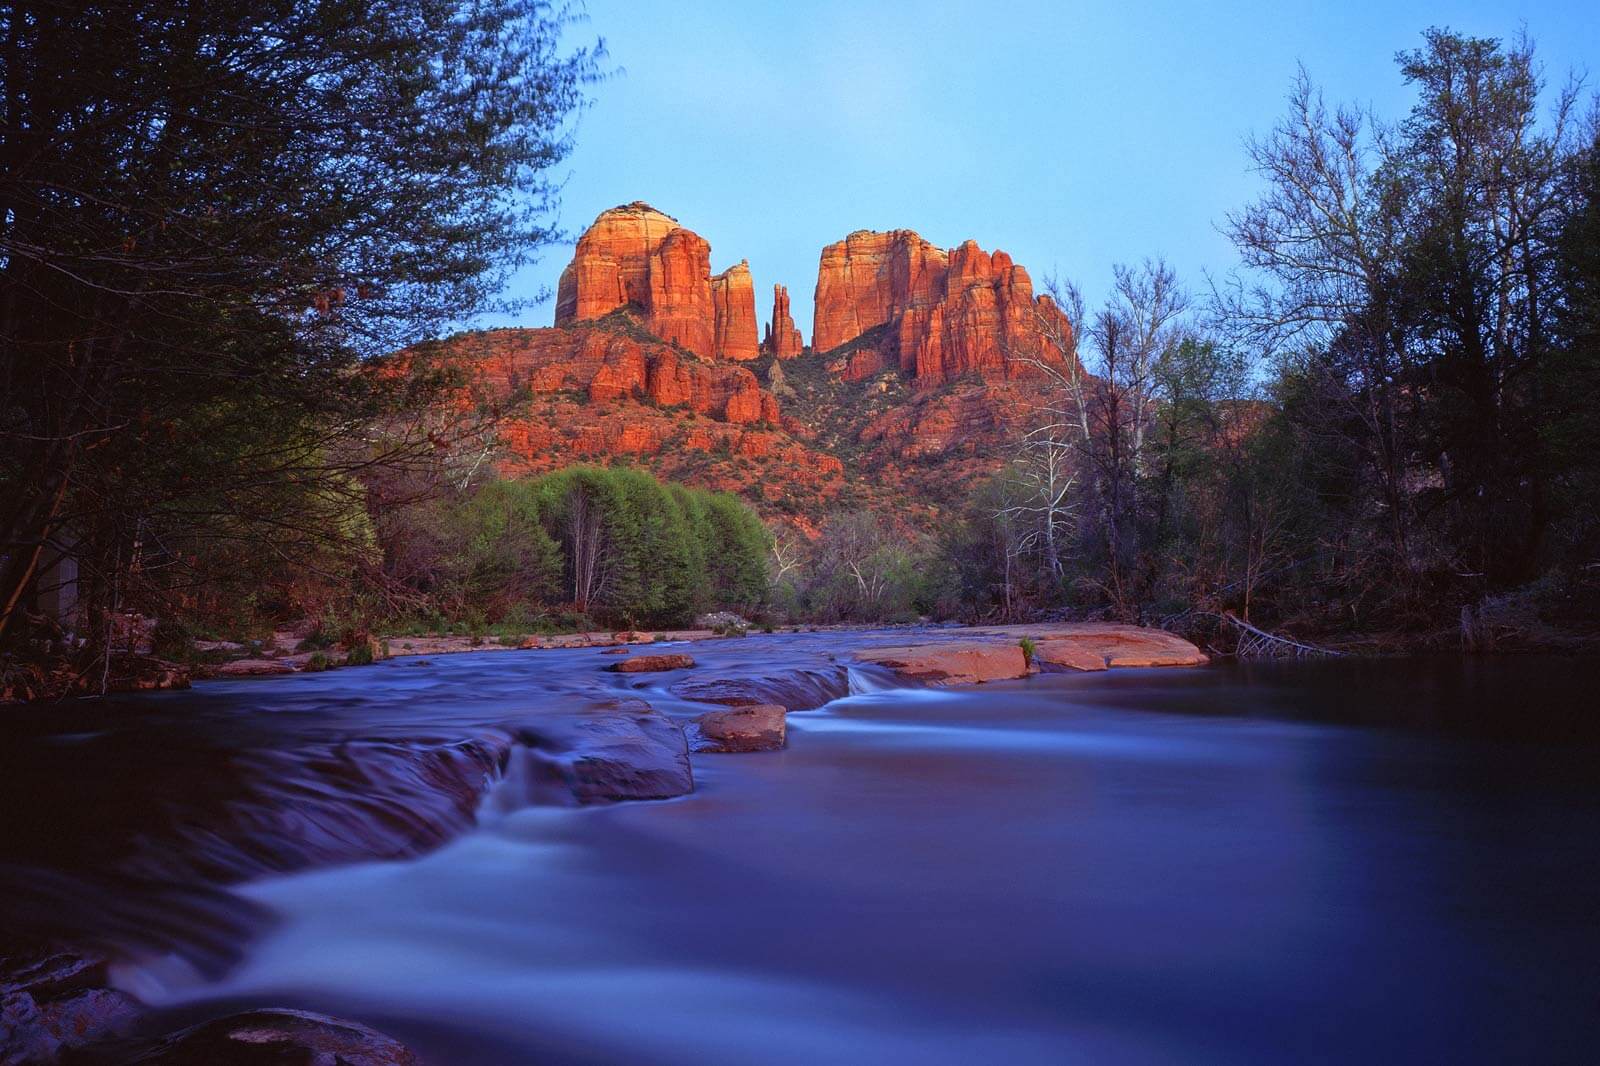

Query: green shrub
[1019,636,1037,666]
[304,652,332,672]
[345,639,376,666]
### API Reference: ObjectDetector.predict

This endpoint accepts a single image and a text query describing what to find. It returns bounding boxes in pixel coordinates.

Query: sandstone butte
[762,283,805,359]
[811,229,1076,387]
[420,202,1093,534]
[555,201,758,362]
[711,260,760,361]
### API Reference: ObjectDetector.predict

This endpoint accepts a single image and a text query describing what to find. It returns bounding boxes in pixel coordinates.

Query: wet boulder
[607,653,694,673]
[689,705,787,753]
[123,1008,419,1065]
[1,947,140,1065]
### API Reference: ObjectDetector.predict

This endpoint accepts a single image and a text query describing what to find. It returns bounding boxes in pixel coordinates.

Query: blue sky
[492,0,1594,340]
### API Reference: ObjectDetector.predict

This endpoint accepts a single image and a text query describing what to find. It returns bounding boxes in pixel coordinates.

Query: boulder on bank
[123,1008,419,1065]
[690,704,786,752]
[857,642,1031,686]
[107,655,192,693]
[607,653,694,673]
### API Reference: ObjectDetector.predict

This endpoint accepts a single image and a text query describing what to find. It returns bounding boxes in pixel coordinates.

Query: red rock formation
[762,284,805,358]
[444,325,779,427]
[711,260,760,361]
[811,229,1074,387]
[607,653,695,673]
[556,202,760,361]
[556,203,709,350]
[644,227,717,357]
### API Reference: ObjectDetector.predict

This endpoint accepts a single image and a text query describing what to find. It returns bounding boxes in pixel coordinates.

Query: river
[3,633,1597,1064]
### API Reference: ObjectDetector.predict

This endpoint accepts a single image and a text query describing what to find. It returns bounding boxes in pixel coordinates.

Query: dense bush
[393,468,772,630]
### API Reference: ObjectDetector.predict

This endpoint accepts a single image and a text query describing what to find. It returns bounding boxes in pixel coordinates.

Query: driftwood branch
[1211,611,1343,658]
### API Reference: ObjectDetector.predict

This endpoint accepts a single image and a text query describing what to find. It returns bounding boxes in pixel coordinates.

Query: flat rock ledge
[607,653,695,673]
[689,704,787,753]
[856,623,1206,686]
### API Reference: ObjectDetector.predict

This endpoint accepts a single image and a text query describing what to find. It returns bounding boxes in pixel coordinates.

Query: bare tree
[996,438,1077,584]
[769,528,803,585]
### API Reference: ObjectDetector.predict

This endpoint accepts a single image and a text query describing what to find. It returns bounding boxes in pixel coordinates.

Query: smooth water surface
[5,636,1598,1064]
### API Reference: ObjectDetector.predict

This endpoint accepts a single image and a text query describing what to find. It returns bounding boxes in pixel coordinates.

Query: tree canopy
[0,1,599,649]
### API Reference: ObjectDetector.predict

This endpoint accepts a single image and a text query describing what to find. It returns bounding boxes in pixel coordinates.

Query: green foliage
[391,468,772,631]
[0,2,599,653]
[345,640,376,667]
[1019,637,1037,665]
[304,652,332,673]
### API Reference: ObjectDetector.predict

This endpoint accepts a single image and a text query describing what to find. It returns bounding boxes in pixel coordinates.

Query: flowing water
[3,632,1598,1064]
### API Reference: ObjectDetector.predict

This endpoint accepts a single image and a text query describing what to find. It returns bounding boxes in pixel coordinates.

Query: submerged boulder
[690,704,787,753]
[670,665,851,711]
[124,1008,418,1065]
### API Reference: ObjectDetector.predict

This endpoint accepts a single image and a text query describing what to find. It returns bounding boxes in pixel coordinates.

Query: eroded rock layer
[811,230,1074,387]
[556,202,761,361]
